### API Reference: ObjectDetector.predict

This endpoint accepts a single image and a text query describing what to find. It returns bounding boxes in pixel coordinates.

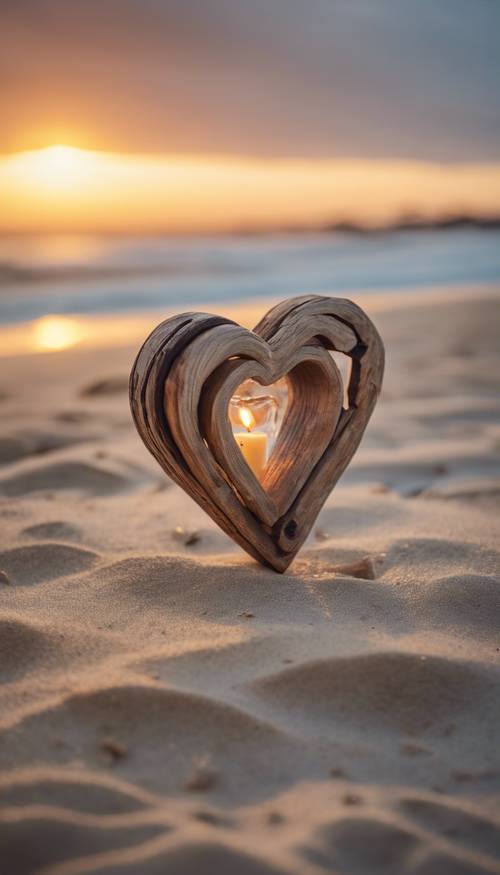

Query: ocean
[0,227,499,325]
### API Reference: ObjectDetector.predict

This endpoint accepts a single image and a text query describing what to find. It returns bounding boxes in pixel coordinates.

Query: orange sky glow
[1,144,500,234]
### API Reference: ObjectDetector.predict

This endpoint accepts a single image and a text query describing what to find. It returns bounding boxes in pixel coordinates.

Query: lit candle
[235,407,268,479]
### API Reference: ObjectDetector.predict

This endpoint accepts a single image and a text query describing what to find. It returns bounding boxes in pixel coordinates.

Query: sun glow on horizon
[33,315,83,351]
[1,143,500,234]
[7,144,99,192]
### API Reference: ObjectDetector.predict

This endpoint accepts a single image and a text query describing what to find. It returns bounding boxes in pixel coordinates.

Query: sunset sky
[1,0,499,233]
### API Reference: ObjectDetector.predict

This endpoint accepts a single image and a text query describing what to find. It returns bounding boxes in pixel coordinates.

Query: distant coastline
[1,214,500,240]
[324,214,500,235]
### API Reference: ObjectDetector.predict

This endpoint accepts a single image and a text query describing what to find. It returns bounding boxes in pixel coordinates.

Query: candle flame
[239,406,255,432]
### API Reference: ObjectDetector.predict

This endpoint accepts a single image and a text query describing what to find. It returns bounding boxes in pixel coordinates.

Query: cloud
[1,0,499,160]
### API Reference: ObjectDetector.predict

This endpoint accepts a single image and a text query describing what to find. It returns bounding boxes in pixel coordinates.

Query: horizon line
[1,212,499,238]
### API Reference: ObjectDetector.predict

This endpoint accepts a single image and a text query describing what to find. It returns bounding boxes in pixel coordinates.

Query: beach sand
[0,290,499,874]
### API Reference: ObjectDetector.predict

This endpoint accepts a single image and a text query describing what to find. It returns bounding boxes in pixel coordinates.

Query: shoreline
[1,281,499,358]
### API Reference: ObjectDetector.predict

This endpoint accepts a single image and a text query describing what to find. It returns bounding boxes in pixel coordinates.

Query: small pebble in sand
[331,556,378,580]
[193,809,227,826]
[239,611,255,619]
[342,793,362,806]
[371,482,390,494]
[453,770,473,783]
[80,375,129,397]
[432,462,448,476]
[400,741,430,756]
[185,760,217,792]
[267,811,285,825]
[173,525,201,546]
[314,528,331,542]
[0,570,11,585]
[329,767,345,778]
[452,768,495,783]
[55,409,89,424]
[100,738,128,761]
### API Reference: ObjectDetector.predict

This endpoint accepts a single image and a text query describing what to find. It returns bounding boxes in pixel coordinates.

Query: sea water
[0,228,499,325]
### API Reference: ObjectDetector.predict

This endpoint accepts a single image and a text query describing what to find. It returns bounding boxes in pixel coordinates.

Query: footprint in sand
[0,617,67,682]
[300,814,495,875]
[412,852,496,874]
[0,460,135,497]
[421,574,500,635]
[383,537,500,578]
[0,617,113,683]
[399,796,500,861]
[0,430,88,465]
[0,543,98,585]
[21,520,82,541]
[113,843,289,875]
[248,652,500,737]
[0,770,154,815]
[300,817,419,875]
[0,813,166,875]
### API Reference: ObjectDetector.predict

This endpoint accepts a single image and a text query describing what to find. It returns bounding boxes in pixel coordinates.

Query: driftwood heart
[130,295,384,572]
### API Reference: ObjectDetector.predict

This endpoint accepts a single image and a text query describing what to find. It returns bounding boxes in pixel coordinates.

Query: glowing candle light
[235,407,268,479]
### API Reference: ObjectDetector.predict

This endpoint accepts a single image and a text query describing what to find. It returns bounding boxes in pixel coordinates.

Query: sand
[0,290,499,875]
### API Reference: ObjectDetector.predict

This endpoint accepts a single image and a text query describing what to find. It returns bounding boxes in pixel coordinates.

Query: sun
[39,143,85,167]
[9,144,98,193]
[33,144,94,187]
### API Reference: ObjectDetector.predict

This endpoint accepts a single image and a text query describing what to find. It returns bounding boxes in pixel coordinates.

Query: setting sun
[6,144,97,194]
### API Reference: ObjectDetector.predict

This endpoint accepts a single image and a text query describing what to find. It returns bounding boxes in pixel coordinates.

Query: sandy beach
[1,289,499,875]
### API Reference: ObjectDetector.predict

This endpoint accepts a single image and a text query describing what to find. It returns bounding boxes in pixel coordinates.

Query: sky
[1,0,499,232]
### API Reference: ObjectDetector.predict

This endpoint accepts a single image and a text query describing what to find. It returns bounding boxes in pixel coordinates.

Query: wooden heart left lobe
[129,295,384,572]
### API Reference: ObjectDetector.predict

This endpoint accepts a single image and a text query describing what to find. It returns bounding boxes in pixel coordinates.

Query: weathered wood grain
[129,295,384,572]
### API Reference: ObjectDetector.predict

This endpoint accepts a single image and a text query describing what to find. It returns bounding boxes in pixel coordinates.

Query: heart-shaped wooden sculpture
[130,295,384,572]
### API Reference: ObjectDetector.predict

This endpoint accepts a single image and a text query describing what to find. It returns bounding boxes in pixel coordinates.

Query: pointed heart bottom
[130,295,384,572]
